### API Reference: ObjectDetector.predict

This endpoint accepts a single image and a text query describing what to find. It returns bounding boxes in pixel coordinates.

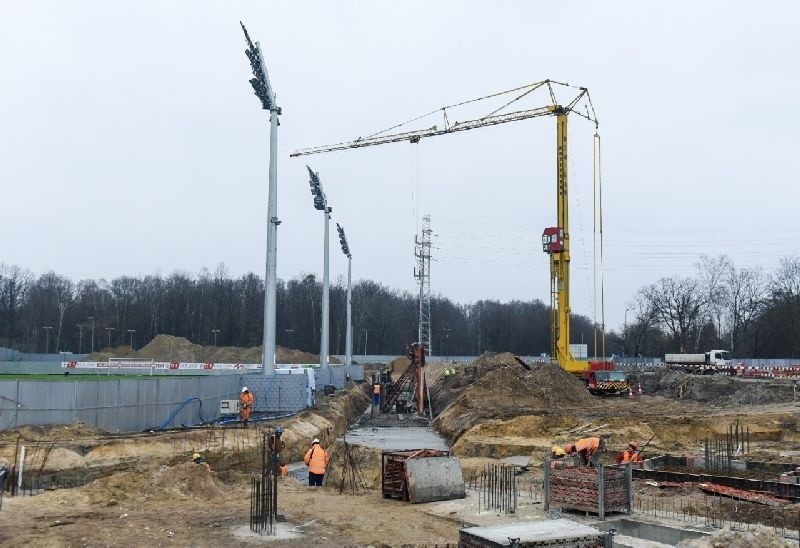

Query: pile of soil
[83,334,339,365]
[678,525,794,547]
[86,462,227,504]
[644,369,796,406]
[432,352,592,444]
[324,441,383,491]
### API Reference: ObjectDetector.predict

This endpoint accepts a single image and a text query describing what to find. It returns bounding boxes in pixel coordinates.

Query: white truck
[664,350,733,374]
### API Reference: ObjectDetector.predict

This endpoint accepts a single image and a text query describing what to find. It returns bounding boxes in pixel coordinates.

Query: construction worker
[564,436,606,467]
[240,387,254,428]
[550,446,568,468]
[303,438,330,487]
[616,441,644,464]
[192,452,212,472]
[372,382,381,409]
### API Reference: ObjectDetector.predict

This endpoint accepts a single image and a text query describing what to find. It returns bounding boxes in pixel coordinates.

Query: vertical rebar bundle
[250,430,278,535]
[704,420,748,474]
[477,463,518,514]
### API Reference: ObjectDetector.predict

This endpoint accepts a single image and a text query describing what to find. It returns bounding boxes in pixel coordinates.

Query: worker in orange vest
[564,436,606,467]
[616,441,644,464]
[240,387,254,428]
[372,382,381,409]
[303,438,330,487]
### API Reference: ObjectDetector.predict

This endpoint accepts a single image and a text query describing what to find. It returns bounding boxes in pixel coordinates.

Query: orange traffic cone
[638,383,644,395]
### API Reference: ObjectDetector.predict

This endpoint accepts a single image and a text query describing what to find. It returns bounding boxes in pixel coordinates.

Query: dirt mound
[644,369,795,406]
[432,353,592,445]
[0,422,105,442]
[83,334,338,364]
[324,441,383,491]
[86,462,226,504]
[678,525,794,547]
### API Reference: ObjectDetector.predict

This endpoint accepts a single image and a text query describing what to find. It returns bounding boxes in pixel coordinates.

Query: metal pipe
[320,210,330,369]
[255,39,280,377]
[345,256,352,367]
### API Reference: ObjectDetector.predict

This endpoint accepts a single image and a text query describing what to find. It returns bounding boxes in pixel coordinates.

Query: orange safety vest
[575,437,601,455]
[617,449,643,464]
[304,444,329,474]
[373,384,381,395]
[240,391,253,408]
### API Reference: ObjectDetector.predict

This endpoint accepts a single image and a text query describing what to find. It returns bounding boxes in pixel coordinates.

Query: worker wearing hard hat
[192,452,212,472]
[550,446,568,468]
[240,387,254,428]
[303,438,330,487]
[616,441,644,464]
[564,436,606,467]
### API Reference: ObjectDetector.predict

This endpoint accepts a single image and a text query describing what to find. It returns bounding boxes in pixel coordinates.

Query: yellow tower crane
[290,80,600,375]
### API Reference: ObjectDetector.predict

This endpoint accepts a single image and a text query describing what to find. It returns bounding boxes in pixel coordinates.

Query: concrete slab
[232,523,303,542]
[502,455,532,467]
[461,519,605,544]
[344,426,449,451]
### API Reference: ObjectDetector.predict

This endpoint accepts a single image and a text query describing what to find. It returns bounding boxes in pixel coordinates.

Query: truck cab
[707,350,731,366]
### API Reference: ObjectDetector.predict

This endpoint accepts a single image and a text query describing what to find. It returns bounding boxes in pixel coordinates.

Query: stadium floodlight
[306,166,332,369]
[336,223,353,367]
[242,22,281,376]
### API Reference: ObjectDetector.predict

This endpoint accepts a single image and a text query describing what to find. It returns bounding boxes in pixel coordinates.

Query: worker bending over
[616,441,644,464]
[550,446,568,468]
[304,438,330,487]
[192,452,212,472]
[240,387,254,428]
[564,437,606,467]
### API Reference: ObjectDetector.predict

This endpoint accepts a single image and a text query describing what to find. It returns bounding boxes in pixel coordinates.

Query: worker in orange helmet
[564,436,606,467]
[616,441,644,464]
[240,387,254,428]
[304,438,330,487]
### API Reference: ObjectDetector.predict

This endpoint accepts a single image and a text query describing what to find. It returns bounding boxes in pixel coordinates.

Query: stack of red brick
[549,466,629,514]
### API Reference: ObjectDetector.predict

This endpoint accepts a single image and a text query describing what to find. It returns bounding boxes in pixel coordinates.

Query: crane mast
[291,80,598,373]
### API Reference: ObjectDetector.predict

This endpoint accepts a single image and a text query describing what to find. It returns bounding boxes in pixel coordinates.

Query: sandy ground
[1,471,462,547]
[3,353,800,546]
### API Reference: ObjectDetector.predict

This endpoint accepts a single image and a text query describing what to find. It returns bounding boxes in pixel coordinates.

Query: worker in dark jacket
[564,436,606,467]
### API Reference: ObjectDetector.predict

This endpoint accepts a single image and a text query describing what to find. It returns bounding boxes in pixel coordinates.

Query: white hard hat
[241,387,248,392]
[312,438,320,444]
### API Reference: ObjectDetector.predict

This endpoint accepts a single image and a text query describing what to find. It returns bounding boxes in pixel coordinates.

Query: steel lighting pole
[307,166,332,369]
[105,327,115,349]
[88,316,95,353]
[242,22,281,376]
[336,223,353,367]
[77,324,84,354]
[42,326,53,354]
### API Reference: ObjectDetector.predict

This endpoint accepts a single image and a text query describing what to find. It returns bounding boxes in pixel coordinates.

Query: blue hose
[153,397,206,431]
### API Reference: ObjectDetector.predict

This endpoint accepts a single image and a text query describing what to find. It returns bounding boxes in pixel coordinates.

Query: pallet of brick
[459,519,610,548]
[546,464,631,518]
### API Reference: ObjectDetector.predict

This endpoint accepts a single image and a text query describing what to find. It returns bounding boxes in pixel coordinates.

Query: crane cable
[595,131,607,359]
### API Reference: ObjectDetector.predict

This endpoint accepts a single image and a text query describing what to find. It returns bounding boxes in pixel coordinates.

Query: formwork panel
[16,380,77,427]
[459,519,608,548]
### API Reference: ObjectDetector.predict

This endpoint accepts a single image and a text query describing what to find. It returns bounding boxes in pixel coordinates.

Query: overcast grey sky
[1,1,798,331]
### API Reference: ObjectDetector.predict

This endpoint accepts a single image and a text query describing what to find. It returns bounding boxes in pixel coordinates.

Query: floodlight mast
[242,22,281,376]
[336,223,353,367]
[307,166,332,369]
[289,80,599,375]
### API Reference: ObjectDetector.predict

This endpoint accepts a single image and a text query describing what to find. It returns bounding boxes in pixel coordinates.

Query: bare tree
[696,255,732,346]
[643,276,705,352]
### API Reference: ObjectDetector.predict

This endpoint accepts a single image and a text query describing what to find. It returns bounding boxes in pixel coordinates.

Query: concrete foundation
[459,519,610,547]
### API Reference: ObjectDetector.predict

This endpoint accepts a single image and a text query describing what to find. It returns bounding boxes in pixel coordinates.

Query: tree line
[622,255,800,358]
[0,263,595,357]
[1,254,798,358]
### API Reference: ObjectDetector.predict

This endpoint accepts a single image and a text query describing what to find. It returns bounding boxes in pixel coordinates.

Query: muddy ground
[3,352,800,546]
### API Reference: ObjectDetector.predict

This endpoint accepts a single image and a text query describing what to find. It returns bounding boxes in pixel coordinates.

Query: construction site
[2,3,800,547]
[0,336,799,547]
